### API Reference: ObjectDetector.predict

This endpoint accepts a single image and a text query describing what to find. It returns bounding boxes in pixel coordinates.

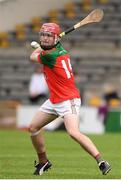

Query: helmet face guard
[39,23,61,50]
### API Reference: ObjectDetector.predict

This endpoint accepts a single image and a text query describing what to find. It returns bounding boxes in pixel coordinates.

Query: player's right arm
[30,47,42,62]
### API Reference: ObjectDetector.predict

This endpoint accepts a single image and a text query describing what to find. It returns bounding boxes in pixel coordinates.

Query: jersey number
[61,59,72,79]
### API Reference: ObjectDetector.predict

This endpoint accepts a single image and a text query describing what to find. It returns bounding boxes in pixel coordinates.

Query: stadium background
[0,0,121,132]
[0,0,121,178]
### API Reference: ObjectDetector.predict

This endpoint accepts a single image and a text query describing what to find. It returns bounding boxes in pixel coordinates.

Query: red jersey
[38,43,80,103]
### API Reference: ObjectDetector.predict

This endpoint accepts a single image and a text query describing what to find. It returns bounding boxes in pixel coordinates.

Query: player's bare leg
[64,114,99,157]
[29,111,57,162]
[29,111,57,175]
[64,114,111,175]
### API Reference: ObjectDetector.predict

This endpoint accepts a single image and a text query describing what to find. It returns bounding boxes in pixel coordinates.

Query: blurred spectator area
[0,46,121,105]
[0,0,121,106]
[0,0,121,48]
[0,100,21,128]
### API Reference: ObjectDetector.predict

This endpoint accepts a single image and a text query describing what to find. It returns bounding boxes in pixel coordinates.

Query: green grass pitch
[0,129,121,179]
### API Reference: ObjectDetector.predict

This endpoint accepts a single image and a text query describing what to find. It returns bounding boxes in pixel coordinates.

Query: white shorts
[39,98,81,117]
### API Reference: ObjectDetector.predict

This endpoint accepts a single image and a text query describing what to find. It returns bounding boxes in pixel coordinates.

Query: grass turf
[0,129,121,179]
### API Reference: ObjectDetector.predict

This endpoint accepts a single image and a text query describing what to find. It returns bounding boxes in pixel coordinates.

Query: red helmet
[40,23,61,36]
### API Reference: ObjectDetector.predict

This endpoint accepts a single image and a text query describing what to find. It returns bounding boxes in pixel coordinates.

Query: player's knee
[28,124,39,134]
[67,129,77,139]
[29,125,41,136]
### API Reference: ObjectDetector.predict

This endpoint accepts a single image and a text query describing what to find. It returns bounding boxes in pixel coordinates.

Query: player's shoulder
[56,42,68,55]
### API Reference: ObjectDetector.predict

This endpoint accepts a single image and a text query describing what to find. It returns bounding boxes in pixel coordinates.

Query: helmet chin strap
[40,44,56,50]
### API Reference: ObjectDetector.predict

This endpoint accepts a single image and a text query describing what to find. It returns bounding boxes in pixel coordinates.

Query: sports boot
[99,160,111,175]
[34,160,52,175]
